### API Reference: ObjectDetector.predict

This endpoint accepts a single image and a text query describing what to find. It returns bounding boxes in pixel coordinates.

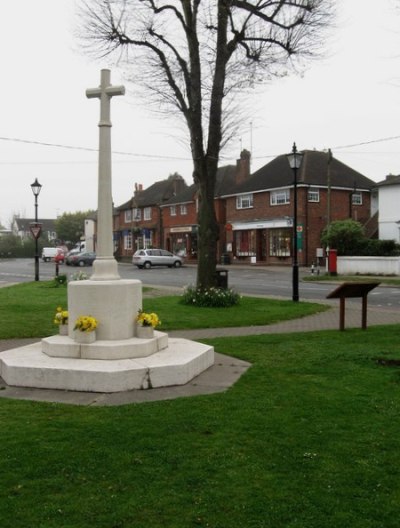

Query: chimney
[386,174,400,181]
[170,173,185,195]
[236,149,251,185]
[134,183,144,196]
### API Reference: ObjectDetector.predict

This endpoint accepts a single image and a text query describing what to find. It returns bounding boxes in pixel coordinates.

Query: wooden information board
[326,282,380,330]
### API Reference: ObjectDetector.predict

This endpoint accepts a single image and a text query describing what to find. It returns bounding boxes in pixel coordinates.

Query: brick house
[161,150,251,260]
[113,174,187,260]
[222,150,375,266]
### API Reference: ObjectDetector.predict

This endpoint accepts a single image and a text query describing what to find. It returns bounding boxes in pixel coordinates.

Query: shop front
[165,226,198,260]
[227,218,294,265]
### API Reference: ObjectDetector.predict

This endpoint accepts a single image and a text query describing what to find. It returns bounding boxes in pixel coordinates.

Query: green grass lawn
[0,282,399,527]
[0,281,328,338]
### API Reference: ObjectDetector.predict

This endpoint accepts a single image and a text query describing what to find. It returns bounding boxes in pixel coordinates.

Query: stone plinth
[68,279,142,341]
[0,339,214,393]
[42,331,169,360]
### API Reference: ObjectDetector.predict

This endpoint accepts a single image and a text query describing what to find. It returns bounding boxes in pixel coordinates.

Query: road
[0,258,399,309]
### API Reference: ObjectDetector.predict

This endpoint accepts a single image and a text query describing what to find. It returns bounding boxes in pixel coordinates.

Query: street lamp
[287,143,303,302]
[30,178,42,281]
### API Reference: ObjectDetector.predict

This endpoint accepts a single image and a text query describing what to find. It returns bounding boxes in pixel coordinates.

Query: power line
[0,136,190,161]
[0,132,399,165]
[252,134,400,160]
[332,135,400,150]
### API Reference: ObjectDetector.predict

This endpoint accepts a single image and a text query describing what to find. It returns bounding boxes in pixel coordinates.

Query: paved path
[170,298,400,339]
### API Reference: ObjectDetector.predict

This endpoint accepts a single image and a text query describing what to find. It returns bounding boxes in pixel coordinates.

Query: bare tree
[78,0,333,289]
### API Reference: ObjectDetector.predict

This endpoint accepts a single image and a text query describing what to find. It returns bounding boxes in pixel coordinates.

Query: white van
[42,247,63,262]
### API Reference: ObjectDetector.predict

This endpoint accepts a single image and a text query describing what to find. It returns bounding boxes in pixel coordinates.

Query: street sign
[30,222,42,240]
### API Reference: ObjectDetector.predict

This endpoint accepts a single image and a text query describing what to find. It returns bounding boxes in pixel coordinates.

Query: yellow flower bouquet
[54,306,69,326]
[74,315,98,333]
[136,310,161,328]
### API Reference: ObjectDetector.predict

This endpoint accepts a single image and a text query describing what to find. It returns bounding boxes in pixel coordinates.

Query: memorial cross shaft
[86,69,125,280]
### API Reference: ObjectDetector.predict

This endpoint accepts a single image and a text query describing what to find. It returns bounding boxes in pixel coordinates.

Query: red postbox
[328,248,337,275]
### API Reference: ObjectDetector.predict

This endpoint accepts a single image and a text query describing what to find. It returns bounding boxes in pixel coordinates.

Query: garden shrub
[180,285,240,307]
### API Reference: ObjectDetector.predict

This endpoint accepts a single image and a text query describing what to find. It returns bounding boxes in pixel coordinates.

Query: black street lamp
[287,143,303,302]
[30,178,42,282]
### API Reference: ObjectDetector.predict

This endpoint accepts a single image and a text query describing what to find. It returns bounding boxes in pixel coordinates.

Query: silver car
[132,249,184,269]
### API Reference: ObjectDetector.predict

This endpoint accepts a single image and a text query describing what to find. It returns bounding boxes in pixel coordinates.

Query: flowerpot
[59,324,69,336]
[75,330,96,344]
[137,326,154,339]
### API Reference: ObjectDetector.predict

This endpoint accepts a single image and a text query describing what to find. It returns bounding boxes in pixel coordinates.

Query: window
[170,205,176,216]
[124,232,132,250]
[180,204,187,215]
[144,207,151,220]
[236,194,254,209]
[269,229,291,257]
[308,189,320,202]
[270,189,290,205]
[124,209,132,222]
[352,192,362,205]
[234,230,256,256]
[133,208,141,221]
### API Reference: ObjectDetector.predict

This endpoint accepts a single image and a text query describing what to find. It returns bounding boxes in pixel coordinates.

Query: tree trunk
[195,158,219,290]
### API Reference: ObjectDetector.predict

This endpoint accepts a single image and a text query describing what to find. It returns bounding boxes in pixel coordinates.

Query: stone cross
[86,69,125,280]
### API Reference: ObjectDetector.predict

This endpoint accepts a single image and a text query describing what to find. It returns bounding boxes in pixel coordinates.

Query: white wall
[337,256,400,275]
[84,219,95,253]
[378,184,400,242]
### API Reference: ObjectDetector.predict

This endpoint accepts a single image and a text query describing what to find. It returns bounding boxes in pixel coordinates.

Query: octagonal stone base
[0,338,214,393]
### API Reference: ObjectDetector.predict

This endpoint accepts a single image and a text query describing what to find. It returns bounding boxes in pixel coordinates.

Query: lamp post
[30,178,42,282]
[287,143,303,302]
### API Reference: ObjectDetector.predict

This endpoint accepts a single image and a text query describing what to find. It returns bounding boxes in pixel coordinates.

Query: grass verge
[0,326,400,527]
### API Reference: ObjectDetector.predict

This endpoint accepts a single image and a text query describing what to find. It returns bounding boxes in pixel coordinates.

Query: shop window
[270,189,290,205]
[235,230,256,256]
[124,232,132,250]
[270,229,291,257]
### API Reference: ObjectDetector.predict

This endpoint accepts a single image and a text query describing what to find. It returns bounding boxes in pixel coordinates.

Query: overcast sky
[1,0,399,227]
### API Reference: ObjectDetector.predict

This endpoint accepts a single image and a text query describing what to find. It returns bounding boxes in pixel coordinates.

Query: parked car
[132,249,184,269]
[65,249,81,266]
[69,252,97,267]
[42,247,64,262]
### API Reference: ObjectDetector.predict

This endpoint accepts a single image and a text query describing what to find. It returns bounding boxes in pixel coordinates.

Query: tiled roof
[160,184,197,206]
[214,165,237,196]
[161,164,237,206]
[375,175,400,187]
[116,177,187,210]
[13,218,57,232]
[226,150,375,195]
